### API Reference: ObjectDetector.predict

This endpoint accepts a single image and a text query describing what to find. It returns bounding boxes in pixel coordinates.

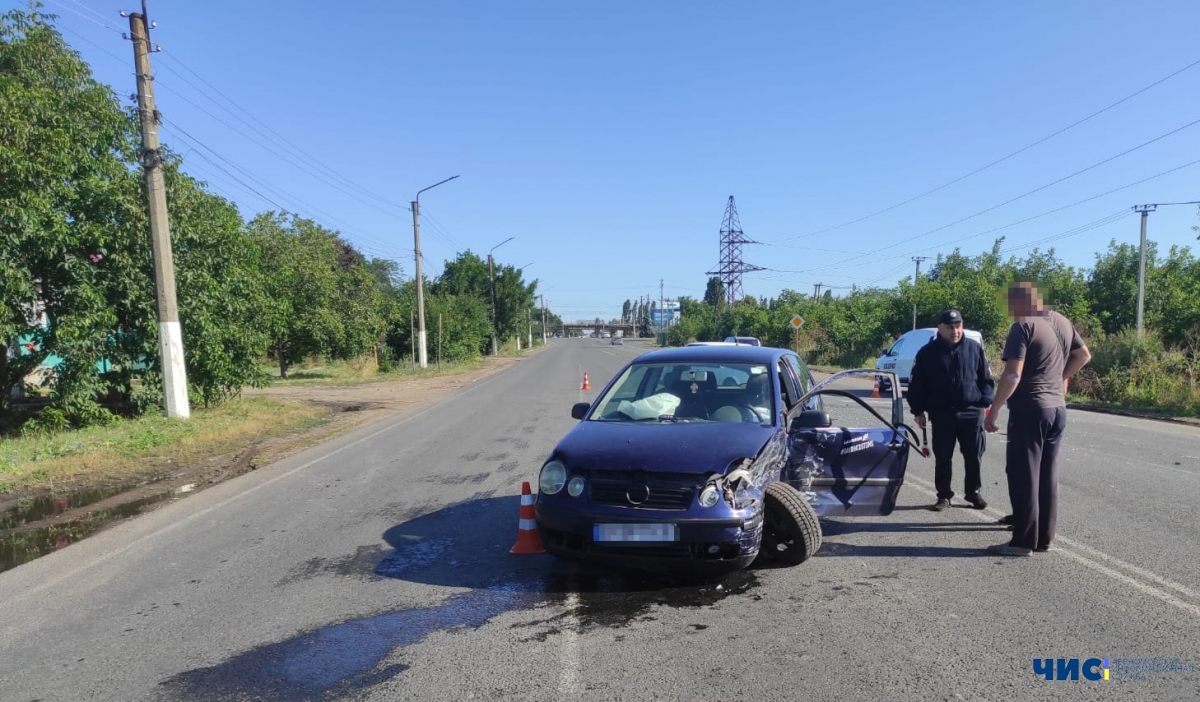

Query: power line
[160,119,406,259]
[46,0,121,33]
[866,113,1200,257]
[154,51,409,211]
[782,155,1200,279]
[57,24,128,66]
[771,55,1200,244]
[152,77,405,219]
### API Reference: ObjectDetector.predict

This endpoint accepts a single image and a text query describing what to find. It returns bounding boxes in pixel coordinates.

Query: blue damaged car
[534,345,926,578]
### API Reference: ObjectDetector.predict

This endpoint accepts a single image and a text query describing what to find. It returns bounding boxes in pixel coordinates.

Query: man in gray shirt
[984,281,1091,556]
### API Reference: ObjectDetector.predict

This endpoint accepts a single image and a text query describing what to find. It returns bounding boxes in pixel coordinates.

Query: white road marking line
[558,591,582,695]
[904,476,1200,620]
[4,365,514,604]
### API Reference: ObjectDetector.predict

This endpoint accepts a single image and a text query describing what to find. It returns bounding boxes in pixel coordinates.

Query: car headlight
[699,485,720,508]
[567,476,585,497]
[539,460,567,495]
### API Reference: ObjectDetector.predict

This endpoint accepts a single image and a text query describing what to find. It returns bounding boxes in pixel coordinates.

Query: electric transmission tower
[706,196,765,303]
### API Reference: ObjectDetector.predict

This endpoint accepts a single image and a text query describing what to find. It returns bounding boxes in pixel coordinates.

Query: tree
[622,299,632,323]
[704,276,725,308]
[1,5,143,421]
[249,213,383,378]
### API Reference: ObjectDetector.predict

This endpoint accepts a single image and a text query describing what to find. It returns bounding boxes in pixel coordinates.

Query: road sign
[790,315,805,329]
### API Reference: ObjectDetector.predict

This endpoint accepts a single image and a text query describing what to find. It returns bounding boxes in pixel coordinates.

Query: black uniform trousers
[929,408,985,499]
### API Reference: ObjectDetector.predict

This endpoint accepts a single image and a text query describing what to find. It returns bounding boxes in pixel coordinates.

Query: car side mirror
[571,402,591,420]
[789,410,832,432]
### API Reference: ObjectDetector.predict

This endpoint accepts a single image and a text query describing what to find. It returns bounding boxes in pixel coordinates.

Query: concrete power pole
[488,254,497,354]
[410,201,428,368]
[541,294,547,345]
[412,176,458,368]
[1134,205,1155,338]
[659,280,664,344]
[128,6,188,419]
[911,256,929,330]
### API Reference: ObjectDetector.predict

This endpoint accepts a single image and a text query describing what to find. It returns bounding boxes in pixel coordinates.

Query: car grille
[586,471,704,510]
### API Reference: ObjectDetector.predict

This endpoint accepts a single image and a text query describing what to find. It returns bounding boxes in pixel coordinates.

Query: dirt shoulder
[0,354,526,572]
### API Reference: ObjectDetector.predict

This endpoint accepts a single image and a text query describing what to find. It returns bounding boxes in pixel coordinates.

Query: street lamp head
[416,175,460,202]
[490,237,515,254]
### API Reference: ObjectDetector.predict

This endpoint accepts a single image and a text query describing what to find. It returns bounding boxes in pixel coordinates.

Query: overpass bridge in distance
[560,322,642,338]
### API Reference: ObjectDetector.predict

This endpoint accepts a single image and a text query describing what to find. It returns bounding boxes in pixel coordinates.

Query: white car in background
[874,328,984,392]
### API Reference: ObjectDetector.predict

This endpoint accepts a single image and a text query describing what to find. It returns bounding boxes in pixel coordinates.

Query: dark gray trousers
[1005,406,1067,550]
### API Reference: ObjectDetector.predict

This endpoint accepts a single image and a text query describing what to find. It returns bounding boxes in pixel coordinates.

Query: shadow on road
[821,518,1008,536]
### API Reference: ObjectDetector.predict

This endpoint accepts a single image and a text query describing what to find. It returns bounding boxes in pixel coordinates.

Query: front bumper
[535,501,763,577]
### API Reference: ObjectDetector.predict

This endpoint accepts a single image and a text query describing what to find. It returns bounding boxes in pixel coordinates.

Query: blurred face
[938,321,964,343]
[1007,282,1041,318]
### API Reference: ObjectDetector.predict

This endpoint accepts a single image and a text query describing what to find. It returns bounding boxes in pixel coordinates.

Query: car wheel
[760,482,822,565]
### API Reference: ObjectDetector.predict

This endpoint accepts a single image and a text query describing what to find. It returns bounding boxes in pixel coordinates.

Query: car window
[783,353,810,393]
[888,338,905,356]
[595,362,774,424]
[778,360,801,410]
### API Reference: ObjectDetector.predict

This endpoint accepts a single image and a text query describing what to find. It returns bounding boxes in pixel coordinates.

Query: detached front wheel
[761,482,822,564]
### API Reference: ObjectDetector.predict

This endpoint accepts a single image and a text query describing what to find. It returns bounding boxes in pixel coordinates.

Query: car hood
[554,420,775,475]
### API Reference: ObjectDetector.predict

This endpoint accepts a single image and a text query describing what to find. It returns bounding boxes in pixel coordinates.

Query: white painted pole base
[418,329,428,369]
[159,320,190,419]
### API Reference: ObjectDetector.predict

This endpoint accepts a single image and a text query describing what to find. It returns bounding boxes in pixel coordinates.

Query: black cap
[939,308,963,325]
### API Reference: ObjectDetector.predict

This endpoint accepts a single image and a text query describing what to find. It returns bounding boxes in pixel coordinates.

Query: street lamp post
[412,175,459,368]
[488,237,514,355]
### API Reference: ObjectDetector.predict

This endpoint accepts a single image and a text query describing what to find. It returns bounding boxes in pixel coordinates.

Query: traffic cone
[510,482,545,555]
[581,372,591,391]
[870,377,881,398]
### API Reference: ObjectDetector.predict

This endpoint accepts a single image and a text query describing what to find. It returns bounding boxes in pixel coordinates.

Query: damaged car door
[781,370,914,518]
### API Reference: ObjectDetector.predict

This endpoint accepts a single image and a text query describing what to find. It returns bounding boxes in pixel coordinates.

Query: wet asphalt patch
[169,495,766,700]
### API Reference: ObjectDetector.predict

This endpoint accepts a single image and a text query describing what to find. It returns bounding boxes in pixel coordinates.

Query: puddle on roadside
[0,491,173,574]
[0,473,171,530]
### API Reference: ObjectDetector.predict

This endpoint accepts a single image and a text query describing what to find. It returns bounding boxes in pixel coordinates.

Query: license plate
[593,523,678,543]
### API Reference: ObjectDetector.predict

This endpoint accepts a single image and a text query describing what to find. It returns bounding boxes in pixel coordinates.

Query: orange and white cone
[581,372,591,391]
[510,481,545,555]
[871,377,881,398]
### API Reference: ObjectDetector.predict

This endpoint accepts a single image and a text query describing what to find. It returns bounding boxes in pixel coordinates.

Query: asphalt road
[1,339,1198,701]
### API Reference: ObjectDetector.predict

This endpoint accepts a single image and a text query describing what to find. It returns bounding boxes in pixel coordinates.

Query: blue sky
[21,0,1200,322]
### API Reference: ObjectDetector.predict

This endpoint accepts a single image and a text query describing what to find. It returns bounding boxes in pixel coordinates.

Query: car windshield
[591,361,774,425]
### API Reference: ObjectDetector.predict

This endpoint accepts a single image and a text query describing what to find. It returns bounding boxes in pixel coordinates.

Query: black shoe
[965,493,987,510]
[929,498,951,512]
[998,514,1013,525]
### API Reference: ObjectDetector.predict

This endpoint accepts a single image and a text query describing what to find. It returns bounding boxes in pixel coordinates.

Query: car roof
[635,345,786,364]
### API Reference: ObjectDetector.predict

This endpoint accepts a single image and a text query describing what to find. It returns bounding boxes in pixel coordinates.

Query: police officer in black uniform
[907,309,995,511]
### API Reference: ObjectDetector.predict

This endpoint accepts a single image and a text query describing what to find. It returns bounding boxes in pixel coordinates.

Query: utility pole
[541,294,547,345]
[488,254,496,354]
[1134,205,1155,338]
[126,4,188,419]
[813,283,824,301]
[437,313,442,371]
[911,256,929,330]
[659,279,665,344]
[411,176,458,369]
[487,237,513,355]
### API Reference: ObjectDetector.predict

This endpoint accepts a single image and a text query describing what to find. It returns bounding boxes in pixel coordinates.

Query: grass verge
[0,397,330,495]
[261,356,489,387]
